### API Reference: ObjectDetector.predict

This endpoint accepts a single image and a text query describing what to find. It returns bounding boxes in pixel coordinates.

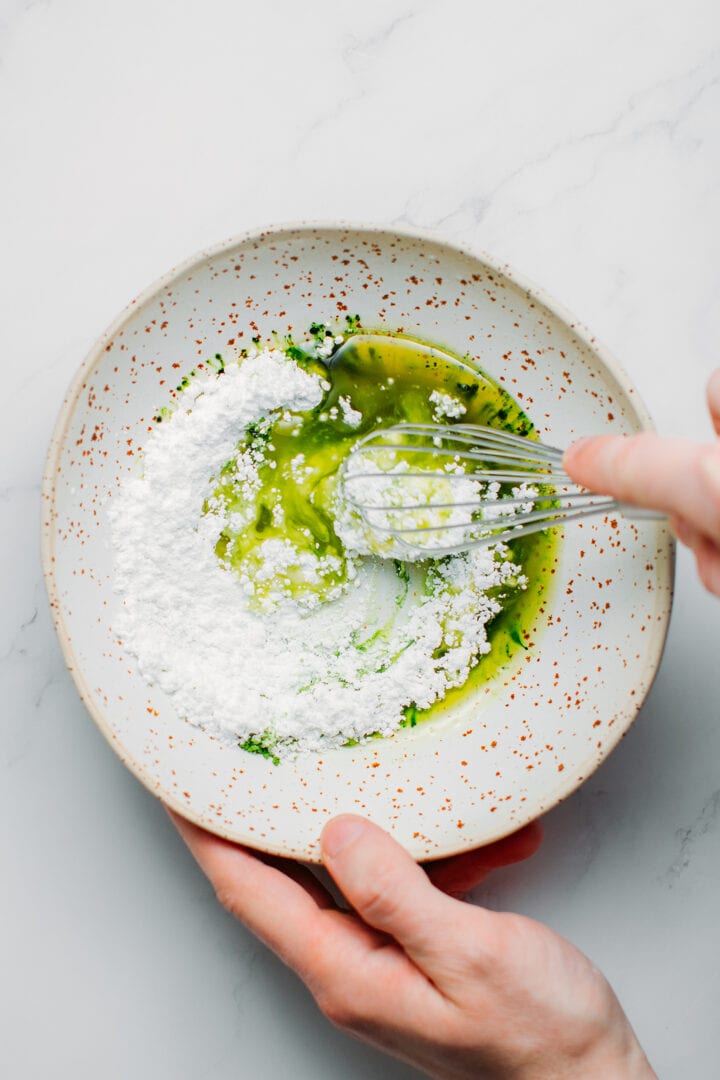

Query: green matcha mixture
[200,324,558,737]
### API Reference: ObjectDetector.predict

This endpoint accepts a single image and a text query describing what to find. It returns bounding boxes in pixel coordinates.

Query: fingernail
[322,816,367,859]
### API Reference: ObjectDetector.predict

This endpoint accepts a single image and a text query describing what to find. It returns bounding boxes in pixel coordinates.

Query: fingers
[671,515,720,597]
[169,810,338,977]
[708,369,720,436]
[695,535,720,596]
[170,809,447,1030]
[170,809,335,908]
[321,815,479,967]
[425,821,543,898]
[670,513,701,550]
[563,432,720,542]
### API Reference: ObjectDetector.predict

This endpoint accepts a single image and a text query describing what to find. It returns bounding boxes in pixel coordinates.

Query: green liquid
[206,330,558,734]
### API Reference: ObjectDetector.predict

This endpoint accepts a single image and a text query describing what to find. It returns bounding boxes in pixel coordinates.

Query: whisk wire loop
[338,422,662,556]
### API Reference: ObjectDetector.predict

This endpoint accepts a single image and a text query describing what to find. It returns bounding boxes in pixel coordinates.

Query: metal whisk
[338,423,661,558]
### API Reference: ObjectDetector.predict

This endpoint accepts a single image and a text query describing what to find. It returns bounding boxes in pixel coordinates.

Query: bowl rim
[41,219,674,861]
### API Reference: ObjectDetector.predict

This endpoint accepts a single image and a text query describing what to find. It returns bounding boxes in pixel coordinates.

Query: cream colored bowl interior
[42,224,673,861]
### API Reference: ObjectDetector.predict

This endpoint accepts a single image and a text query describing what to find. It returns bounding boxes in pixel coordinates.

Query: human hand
[170,812,655,1080]
[563,368,720,596]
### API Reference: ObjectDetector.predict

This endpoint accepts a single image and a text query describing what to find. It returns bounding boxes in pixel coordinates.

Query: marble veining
[662,789,720,886]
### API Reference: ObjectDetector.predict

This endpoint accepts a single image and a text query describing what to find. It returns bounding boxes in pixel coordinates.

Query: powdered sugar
[335,452,486,559]
[109,347,526,757]
[430,389,467,420]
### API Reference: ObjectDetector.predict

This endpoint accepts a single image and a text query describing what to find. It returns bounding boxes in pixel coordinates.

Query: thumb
[563,431,720,540]
[321,815,479,967]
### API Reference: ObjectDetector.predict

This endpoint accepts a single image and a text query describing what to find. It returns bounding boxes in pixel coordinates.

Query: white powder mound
[335,450,538,560]
[430,389,466,420]
[109,349,526,756]
[335,455,485,559]
[338,395,362,427]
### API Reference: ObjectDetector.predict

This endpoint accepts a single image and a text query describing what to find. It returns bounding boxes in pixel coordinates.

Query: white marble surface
[2,1,719,1075]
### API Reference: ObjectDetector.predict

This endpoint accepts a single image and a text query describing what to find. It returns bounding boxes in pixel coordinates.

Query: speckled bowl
[41,223,673,861]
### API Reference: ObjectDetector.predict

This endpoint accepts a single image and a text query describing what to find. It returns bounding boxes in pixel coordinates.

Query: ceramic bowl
[42,223,673,861]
